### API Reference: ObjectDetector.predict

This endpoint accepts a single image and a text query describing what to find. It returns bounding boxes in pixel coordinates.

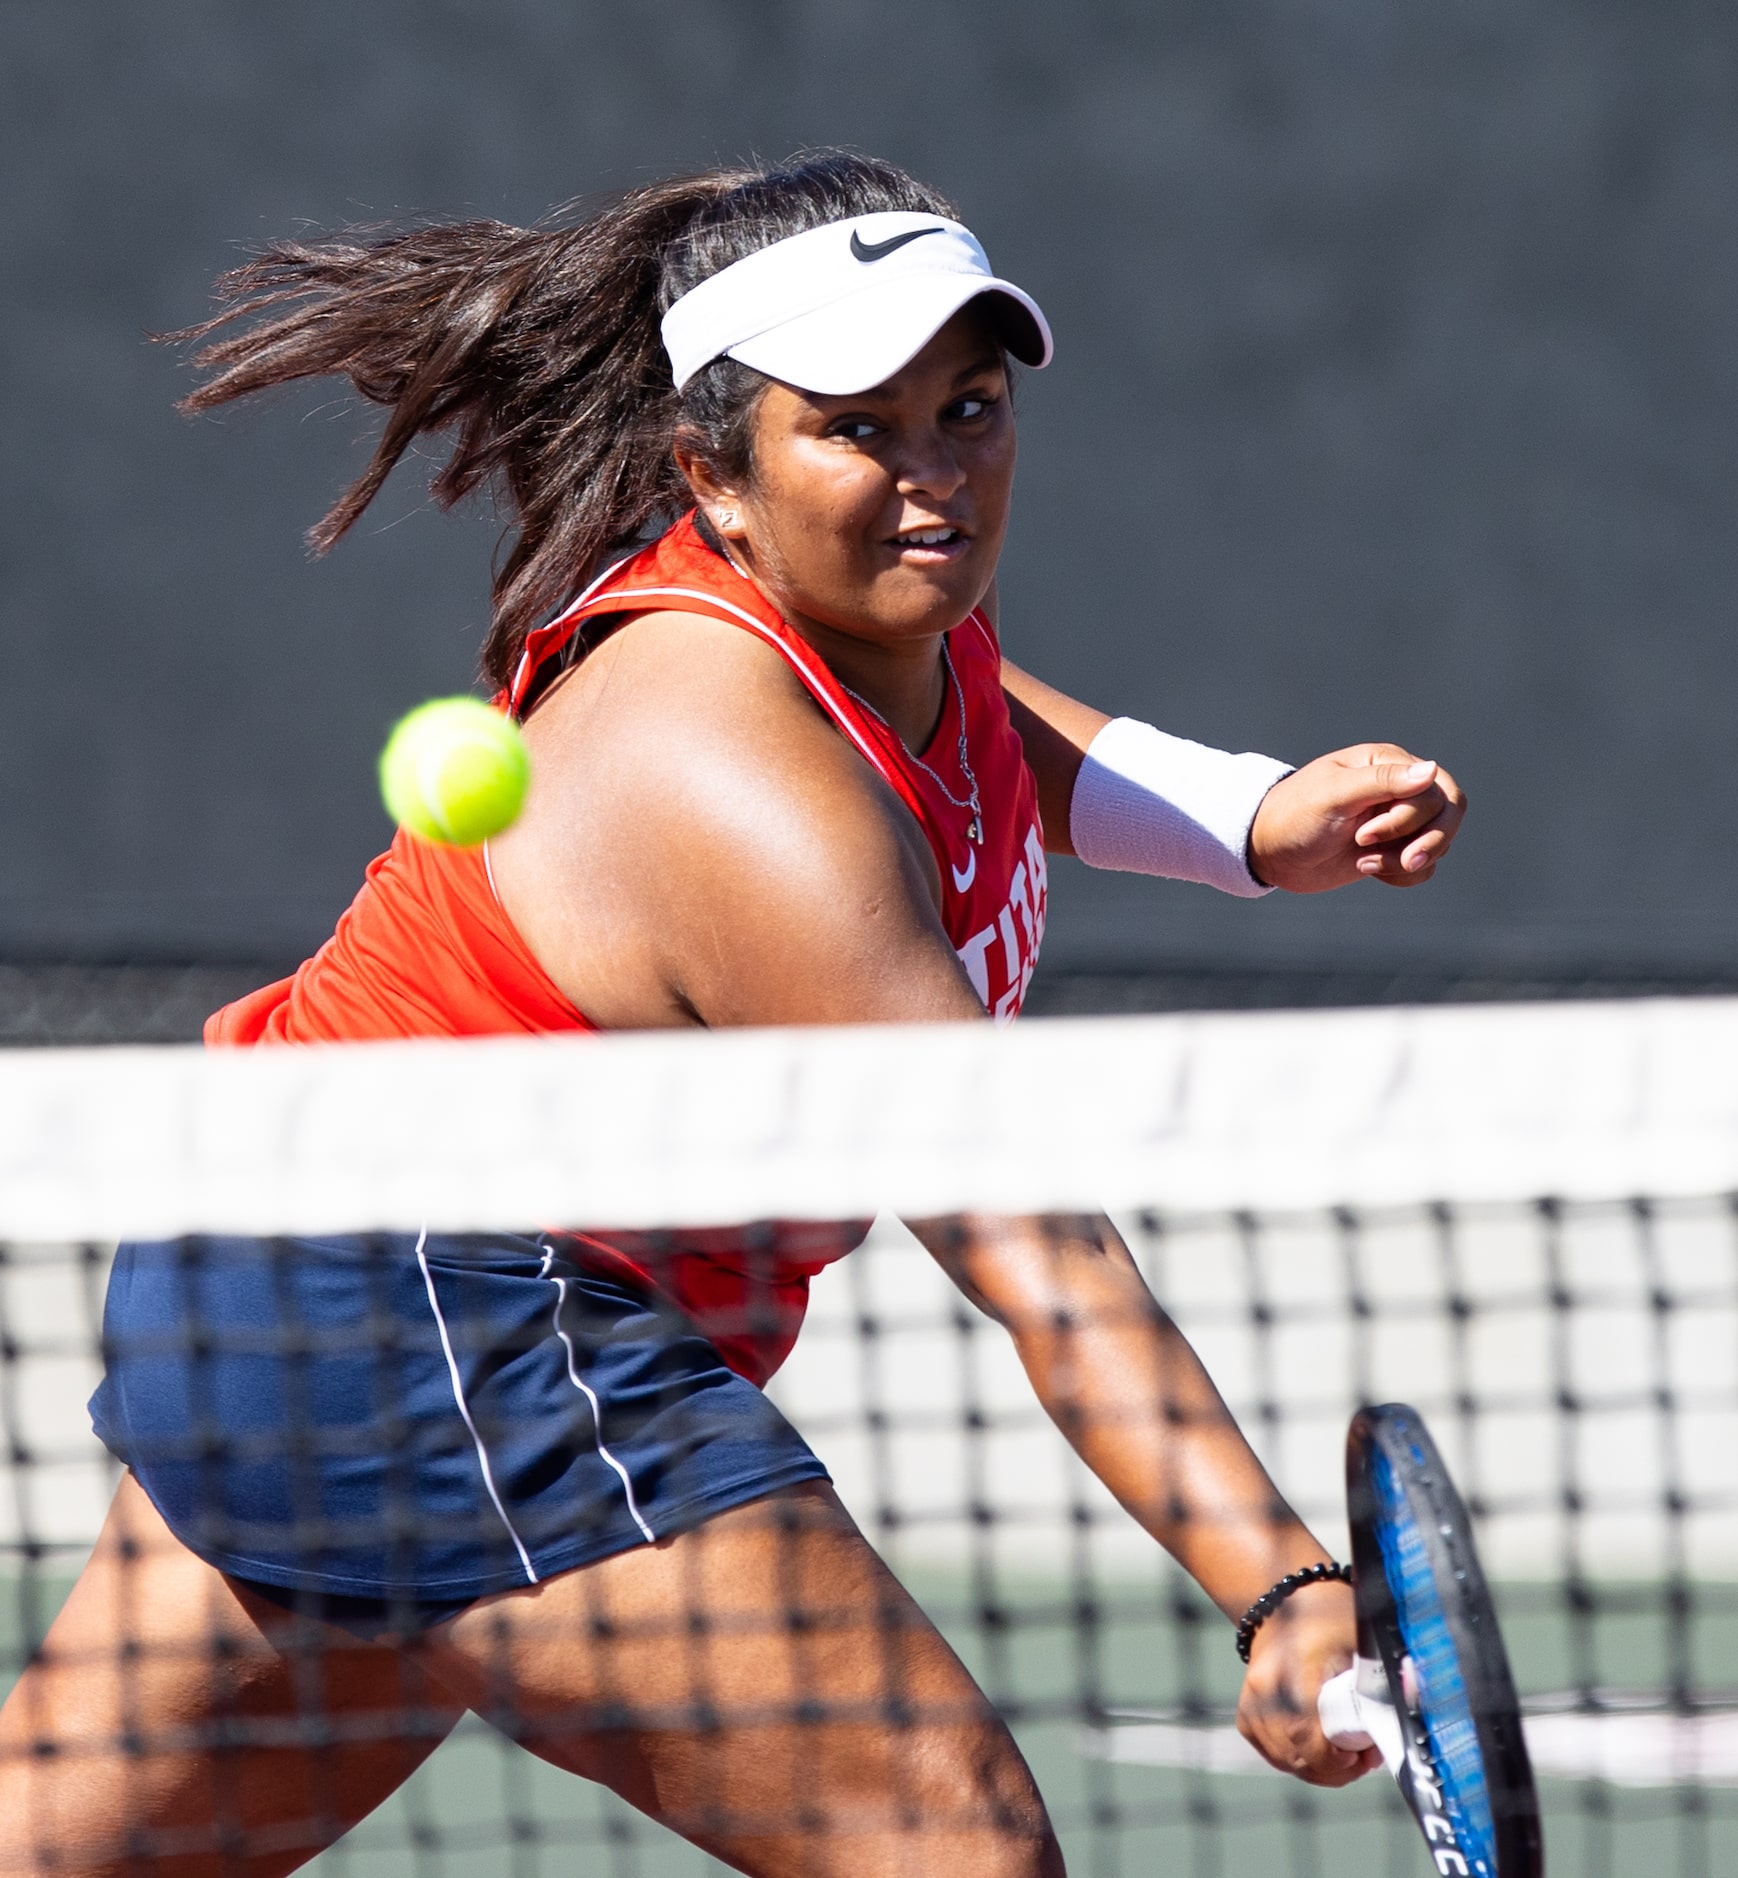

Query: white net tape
[4,997,1737,1240]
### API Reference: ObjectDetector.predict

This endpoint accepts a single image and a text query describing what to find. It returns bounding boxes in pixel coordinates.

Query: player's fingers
[1345,751,1439,809]
[1355,841,1439,886]
[1237,1701,1375,1787]
[1280,1741,1375,1788]
[1294,1725,1381,1787]
[1297,744,1437,816]
[1400,826,1451,871]
[1357,826,1448,875]
[1353,790,1447,847]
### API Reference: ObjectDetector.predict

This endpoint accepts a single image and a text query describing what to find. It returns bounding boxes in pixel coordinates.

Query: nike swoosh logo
[850,226,946,263]
[950,850,977,892]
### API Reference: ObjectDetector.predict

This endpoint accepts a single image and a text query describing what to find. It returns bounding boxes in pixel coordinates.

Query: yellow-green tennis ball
[379,698,530,846]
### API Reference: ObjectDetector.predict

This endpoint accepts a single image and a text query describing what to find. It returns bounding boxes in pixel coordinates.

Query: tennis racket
[1316,1402,1543,1877]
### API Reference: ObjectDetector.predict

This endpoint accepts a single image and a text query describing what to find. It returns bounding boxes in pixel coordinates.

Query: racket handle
[1317,1662,1405,1774]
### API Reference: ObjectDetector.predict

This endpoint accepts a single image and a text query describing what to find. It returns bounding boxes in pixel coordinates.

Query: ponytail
[173,153,958,689]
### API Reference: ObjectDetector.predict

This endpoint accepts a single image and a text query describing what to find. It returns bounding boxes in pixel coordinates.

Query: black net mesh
[0,1184,1731,1875]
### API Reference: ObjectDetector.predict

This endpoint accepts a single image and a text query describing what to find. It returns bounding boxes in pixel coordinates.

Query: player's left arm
[996,657,1467,890]
[909,1207,1380,1787]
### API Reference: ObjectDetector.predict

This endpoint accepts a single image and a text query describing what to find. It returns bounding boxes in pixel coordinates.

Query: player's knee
[924,1718,1062,1874]
[993,1812,1066,1878]
[978,1804,1065,1878]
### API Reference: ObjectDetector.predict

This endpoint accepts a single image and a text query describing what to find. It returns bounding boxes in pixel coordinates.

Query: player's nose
[893,429,969,503]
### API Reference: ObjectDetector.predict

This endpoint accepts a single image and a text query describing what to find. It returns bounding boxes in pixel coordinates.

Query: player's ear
[673,430,751,545]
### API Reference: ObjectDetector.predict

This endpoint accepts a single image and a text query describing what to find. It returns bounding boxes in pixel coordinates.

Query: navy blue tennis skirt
[89,1231,828,1637]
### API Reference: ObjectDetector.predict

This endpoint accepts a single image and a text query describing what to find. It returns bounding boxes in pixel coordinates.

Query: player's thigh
[0,1473,464,1878]
[424,1482,1061,1877]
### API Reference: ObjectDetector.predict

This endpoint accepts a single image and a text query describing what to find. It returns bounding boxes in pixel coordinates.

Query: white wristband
[1068,717,1293,898]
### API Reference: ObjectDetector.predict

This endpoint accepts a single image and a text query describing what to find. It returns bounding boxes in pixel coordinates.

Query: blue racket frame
[1347,1404,1543,1878]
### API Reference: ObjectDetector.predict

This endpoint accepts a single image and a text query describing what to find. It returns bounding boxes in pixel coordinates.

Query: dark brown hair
[173,153,958,688]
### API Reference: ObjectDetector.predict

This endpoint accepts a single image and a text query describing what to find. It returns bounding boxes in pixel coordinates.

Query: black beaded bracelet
[1234,1562,1353,1663]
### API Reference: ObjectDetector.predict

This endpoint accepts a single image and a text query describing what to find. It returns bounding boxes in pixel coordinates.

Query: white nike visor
[661,211,1053,396]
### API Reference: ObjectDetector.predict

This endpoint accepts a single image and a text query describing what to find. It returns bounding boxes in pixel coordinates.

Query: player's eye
[827,416,882,442]
[947,394,997,422]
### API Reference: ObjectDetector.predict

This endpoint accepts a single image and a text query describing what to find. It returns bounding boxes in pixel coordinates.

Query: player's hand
[1236,1580,1382,1787]
[1248,744,1466,893]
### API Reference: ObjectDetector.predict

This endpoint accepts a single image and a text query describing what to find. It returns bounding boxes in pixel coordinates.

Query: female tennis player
[1,154,1463,1875]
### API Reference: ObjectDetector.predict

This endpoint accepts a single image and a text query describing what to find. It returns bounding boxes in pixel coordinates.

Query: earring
[717,510,737,530]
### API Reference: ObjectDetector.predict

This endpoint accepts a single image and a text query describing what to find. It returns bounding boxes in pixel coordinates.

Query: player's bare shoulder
[490,608,947,1027]
[518,607,897,851]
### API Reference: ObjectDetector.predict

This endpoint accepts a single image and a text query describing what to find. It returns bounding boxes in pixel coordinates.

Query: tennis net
[1,997,1734,1875]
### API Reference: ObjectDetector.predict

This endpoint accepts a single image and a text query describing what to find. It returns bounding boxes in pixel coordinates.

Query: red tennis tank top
[207,514,1046,1381]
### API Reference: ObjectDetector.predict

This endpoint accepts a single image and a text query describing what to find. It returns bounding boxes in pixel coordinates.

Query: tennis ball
[379,697,530,846]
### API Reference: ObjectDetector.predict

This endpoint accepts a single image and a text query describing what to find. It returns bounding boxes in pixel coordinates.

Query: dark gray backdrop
[4,0,1735,999]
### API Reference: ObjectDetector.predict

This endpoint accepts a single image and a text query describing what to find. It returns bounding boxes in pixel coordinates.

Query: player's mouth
[887,524,970,564]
